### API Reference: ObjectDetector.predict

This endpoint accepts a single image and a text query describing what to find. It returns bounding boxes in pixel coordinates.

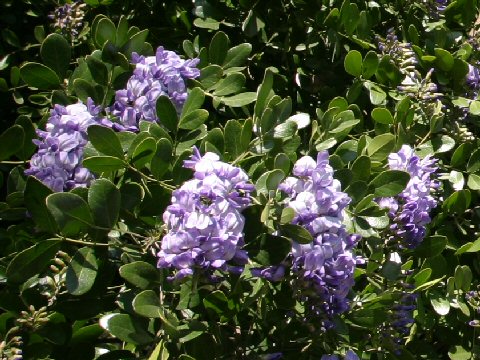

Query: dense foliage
[2,0,480,359]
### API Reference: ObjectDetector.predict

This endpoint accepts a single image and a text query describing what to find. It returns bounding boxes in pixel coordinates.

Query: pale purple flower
[261,152,361,323]
[108,46,200,131]
[26,99,103,192]
[157,147,254,280]
[379,145,438,249]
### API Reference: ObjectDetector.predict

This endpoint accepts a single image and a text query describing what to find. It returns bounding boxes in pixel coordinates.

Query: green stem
[62,237,109,247]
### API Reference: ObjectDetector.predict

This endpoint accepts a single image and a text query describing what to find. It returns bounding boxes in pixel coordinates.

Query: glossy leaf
[66,247,99,295]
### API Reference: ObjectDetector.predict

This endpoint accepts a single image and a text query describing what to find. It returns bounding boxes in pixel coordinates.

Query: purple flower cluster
[25,99,103,192]
[278,152,361,320]
[49,0,87,38]
[377,145,438,249]
[466,64,480,92]
[381,283,417,355]
[157,147,254,279]
[377,29,417,76]
[107,47,200,131]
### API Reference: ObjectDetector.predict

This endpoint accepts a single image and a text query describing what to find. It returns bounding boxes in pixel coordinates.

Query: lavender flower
[107,47,200,131]
[25,99,103,192]
[382,283,418,355]
[466,64,480,92]
[157,147,254,280]
[379,145,438,249]
[273,152,361,323]
[49,1,87,39]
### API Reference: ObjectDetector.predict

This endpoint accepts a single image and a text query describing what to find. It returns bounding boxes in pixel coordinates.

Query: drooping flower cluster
[107,47,200,131]
[157,147,254,279]
[25,99,102,192]
[377,29,417,76]
[377,280,418,355]
[422,0,449,19]
[377,30,442,119]
[466,64,480,92]
[49,0,87,39]
[377,145,438,249]
[278,152,361,321]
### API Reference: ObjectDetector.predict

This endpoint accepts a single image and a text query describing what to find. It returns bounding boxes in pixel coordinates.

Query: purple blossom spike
[466,64,480,91]
[379,145,438,249]
[260,152,361,324]
[49,0,87,39]
[157,147,254,280]
[107,46,200,131]
[25,99,103,192]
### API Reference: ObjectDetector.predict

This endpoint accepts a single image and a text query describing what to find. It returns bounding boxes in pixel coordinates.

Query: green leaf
[213,73,246,96]
[66,247,99,295]
[151,138,173,179]
[87,125,124,159]
[369,170,410,196]
[46,193,94,236]
[119,261,159,289]
[224,120,243,160]
[443,190,471,214]
[281,224,313,244]
[133,290,162,318]
[178,109,209,130]
[371,107,394,124]
[100,314,153,345]
[148,340,169,360]
[266,169,285,191]
[430,292,450,315]
[200,65,223,88]
[251,234,291,266]
[254,69,274,118]
[366,133,395,162]
[414,235,447,258]
[467,148,480,173]
[40,33,71,78]
[86,55,109,86]
[451,142,472,168]
[6,240,61,283]
[364,81,386,105]
[181,87,205,118]
[222,43,252,69]
[344,50,362,77]
[351,155,371,182]
[121,29,149,56]
[24,177,57,233]
[280,207,295,225]
[219,92,257,107]
[0,125,24,161]
[469,100,480,115]
[95,17,117,47]
[434,48,454,72]
[467,174,480,190]
[209,31,230,65]
[73,78,98,103]
[414,268,432,287]
[362,51,379,79]
[88,179,120,229]
[83,156,126,172]
[128,137,157,169]
[156,95,178,133]
[20,62,61,89]
[203,290,232,317]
